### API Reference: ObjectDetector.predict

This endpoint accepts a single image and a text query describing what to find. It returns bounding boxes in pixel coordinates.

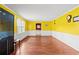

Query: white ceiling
[5,4,79,21]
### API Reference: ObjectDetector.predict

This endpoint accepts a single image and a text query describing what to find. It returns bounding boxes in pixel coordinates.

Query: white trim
[27,30,52,36]
[14,32,28,41]
[14,30,52,41]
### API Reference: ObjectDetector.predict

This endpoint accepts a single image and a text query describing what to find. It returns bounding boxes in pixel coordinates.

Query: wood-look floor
[13,36,79,55]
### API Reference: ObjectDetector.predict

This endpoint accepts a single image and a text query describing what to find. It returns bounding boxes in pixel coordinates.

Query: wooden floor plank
[14,36,79,55]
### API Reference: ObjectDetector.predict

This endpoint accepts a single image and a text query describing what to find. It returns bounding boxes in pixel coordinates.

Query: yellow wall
[14,16,17,33]
[26,21,36,31]
[25,21,53,31]
[25,20,29,31]
[42,21,53,31]
[53,7,79,35]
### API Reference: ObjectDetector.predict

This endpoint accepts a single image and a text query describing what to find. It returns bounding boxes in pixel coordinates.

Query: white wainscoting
[14,30,52,41]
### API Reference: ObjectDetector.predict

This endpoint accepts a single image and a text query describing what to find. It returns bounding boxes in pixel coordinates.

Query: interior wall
[53,7,79,35]
[51,7,79,51]
[26,20,53,31]
[42,21,53,31]
[26,21,36,31]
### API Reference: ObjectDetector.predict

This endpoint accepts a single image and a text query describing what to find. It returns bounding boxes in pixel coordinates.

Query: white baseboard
[14,32,28,41]
[27,31,52,36]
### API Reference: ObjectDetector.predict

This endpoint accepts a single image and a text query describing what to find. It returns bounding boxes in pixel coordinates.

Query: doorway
[36,23,41,35]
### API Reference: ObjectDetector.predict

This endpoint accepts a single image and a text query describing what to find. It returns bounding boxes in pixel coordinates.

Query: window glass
[17,18,25,34]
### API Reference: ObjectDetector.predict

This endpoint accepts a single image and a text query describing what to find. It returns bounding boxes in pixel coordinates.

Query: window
[17,18,25,34]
